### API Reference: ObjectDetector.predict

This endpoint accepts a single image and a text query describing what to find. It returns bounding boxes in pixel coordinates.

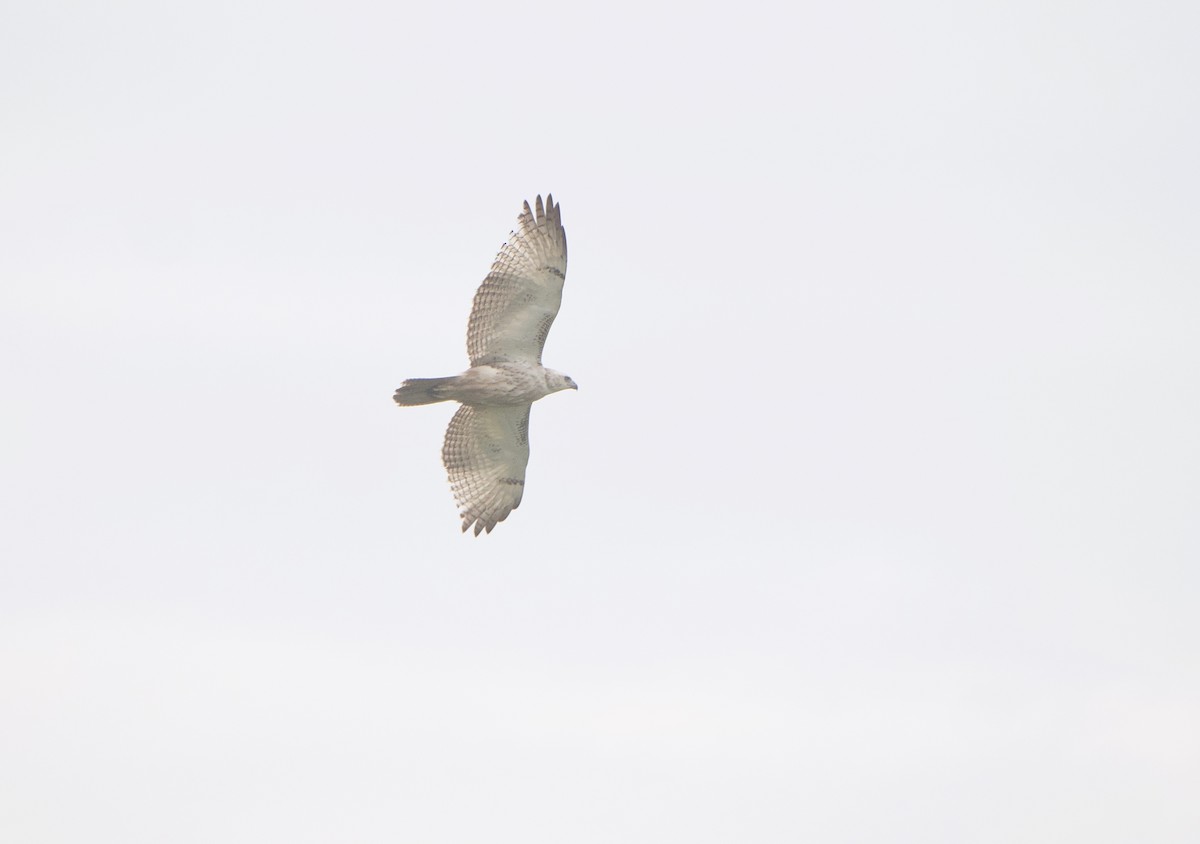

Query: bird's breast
[448,364,550,406]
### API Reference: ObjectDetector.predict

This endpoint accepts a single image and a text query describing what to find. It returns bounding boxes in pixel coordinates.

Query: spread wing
[442,403,532,535]
[467,194,568,366]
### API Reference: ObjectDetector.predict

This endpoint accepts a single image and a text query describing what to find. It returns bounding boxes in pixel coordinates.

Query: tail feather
[393,376,456,406]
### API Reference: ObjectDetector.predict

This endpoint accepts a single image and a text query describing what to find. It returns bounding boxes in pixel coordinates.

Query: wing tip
[526,193,561,227]
[461,516,498,536]
[459,500,519,537]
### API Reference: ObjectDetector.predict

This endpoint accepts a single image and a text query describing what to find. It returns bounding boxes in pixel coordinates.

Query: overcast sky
[2,1,1198,841]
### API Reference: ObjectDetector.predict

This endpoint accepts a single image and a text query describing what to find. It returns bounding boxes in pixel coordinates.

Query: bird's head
[545,369,579,394]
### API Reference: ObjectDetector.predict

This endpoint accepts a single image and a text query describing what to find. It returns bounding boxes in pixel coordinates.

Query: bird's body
[393,363,574,408]
[393,195,575,535]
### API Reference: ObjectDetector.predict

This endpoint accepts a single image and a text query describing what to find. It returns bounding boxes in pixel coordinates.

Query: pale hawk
[393,194,575,535]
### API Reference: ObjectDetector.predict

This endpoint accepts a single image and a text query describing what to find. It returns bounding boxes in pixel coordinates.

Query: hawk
[393,194,576,535]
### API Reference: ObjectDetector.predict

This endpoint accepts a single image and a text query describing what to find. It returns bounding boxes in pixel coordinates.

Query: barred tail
[393,376,457,407]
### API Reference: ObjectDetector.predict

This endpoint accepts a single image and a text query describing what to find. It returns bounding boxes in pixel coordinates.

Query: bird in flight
[393,194,575,535]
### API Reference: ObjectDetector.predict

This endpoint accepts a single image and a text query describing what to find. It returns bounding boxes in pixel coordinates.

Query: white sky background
[2,0,1198,841]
